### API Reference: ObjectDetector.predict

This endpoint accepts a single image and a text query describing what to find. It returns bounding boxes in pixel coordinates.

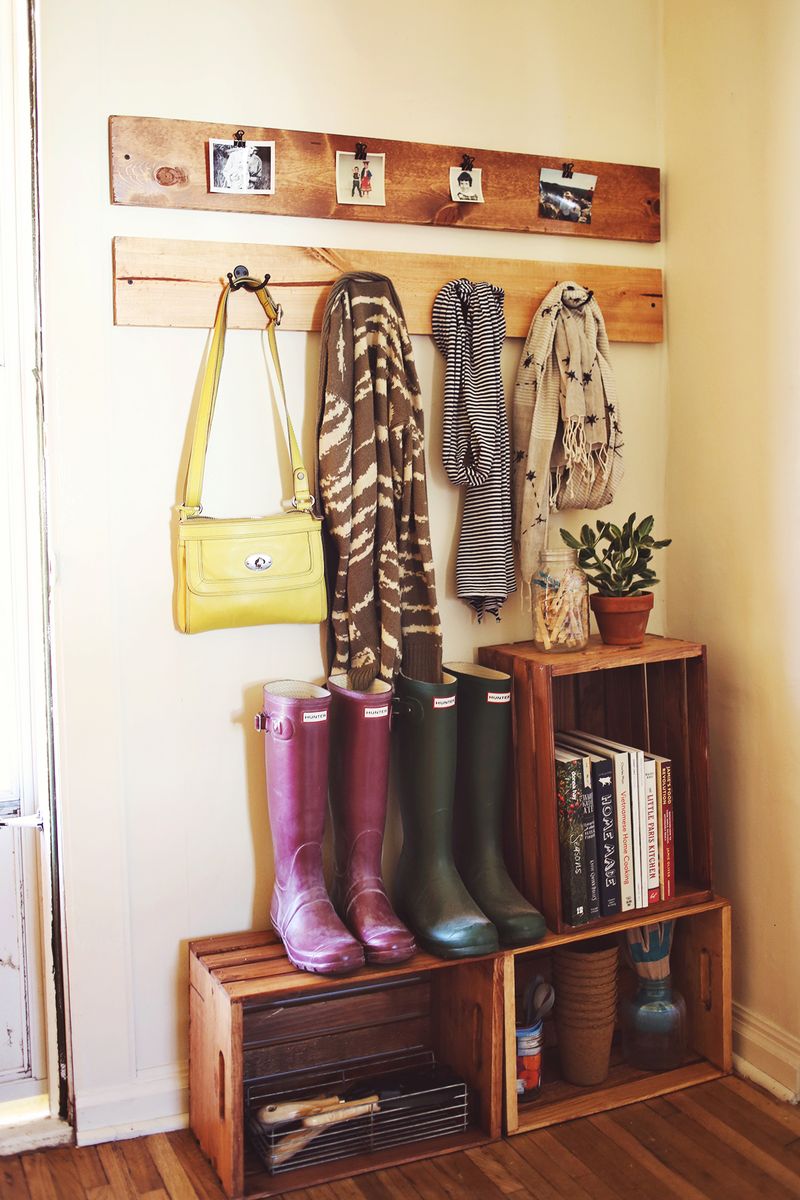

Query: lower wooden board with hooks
[112,236,663,343]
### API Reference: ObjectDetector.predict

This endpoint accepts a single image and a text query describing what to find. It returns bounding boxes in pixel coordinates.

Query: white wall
[38,0,666,1138]
[663,0,800,1098]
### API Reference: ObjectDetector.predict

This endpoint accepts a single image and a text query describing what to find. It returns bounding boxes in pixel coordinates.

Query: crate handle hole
[218,1050,225,1118]
[699,948,712,1011]
[472,1005,484,1069]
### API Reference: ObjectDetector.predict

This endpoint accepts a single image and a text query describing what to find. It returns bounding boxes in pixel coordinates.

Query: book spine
[613,754,635,911]
[592,760,621,916]
[638,753,652,902]
[580,757,601,920]
[644,758,660,905]
[656,762,665,900]
[556,759,589,926]
[628,748,647,907]
[661,760,675,901]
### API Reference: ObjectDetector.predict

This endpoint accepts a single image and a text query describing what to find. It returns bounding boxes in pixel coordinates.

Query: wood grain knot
[154,165,188,188]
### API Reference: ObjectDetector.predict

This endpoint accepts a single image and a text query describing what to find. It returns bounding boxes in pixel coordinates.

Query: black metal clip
[227,265,270,291]
[354,141,368,160]
[232,129,246,147]
[460,153,475,173]
[561,162,574,179]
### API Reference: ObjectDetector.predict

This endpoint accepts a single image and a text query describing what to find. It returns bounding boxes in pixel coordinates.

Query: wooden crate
[503,898,732,1135]
[189,932,504,1199]
[479,635,713,934]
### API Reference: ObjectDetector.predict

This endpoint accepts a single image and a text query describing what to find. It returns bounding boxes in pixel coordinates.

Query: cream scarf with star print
[512,281,623,587]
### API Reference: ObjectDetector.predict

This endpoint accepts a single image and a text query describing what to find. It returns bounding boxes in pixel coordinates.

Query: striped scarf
[512,282,623,588]
[317,272,443,689]
[432,279,516,621]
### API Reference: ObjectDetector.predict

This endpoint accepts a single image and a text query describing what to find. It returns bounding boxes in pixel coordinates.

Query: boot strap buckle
[254,712,295,739]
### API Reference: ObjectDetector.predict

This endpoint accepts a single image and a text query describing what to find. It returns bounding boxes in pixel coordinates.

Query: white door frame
[0,0,72,1148]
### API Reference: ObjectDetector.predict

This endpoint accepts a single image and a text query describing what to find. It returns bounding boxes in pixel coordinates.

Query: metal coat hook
[561,162,574,179]
[232,129,246,147]
[354,141,368,160]
[227,265,271,291]
[460,153,475,173]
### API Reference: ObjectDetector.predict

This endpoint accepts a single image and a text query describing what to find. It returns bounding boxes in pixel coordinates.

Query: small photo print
[336,151,386,207]
[208,138,275,194]
[539,167,597,224]
[450,166,484,204]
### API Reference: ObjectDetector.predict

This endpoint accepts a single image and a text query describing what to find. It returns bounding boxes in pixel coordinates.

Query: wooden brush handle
[255,1094,341,1126]
[269,1098,380,1168]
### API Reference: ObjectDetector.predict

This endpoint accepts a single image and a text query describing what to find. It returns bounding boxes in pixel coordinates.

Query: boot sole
[363,944,417,965]
[271,922,365,976]
[415,937,499,960]
[283,947,365,975]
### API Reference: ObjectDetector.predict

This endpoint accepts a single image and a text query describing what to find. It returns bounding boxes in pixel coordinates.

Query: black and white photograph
[208,138,275,194]
[449,165,484,203]
[539,166,597,224]
[335,151,386,206]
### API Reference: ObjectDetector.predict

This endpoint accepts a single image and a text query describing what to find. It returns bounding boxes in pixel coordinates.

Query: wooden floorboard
[2,1077,798,1199]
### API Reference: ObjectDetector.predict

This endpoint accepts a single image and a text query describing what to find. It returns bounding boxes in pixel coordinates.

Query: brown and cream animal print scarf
[317,272,442,689]
[512,282,623,588]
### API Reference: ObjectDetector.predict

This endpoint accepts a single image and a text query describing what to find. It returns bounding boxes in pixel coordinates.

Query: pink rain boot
[327,674,416,964]
[257,680,364,975]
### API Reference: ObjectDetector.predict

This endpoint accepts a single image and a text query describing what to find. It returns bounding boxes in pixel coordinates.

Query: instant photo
[449,166,484,204]
[208,138,275,195]
[539,167,597,224]
[335,151,386,206]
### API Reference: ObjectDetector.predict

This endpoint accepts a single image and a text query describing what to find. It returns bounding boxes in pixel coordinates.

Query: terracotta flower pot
[590,591,654,646]
[557,1015,615,1085]
[556,982,618,1005]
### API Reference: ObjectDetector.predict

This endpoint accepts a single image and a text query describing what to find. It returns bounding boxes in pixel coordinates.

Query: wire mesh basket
[245,1047,468,1175]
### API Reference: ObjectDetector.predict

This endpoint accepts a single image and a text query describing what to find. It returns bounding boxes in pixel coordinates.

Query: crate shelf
[479,635,712,934]
[503,899,732,1135]
[189,932,503,1199]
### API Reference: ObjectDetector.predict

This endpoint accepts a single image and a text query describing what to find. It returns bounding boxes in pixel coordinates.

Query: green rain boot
[445,662,547,947]
[393,671,499,959]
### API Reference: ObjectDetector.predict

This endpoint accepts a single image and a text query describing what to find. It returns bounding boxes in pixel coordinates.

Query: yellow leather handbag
[177,274,327,633]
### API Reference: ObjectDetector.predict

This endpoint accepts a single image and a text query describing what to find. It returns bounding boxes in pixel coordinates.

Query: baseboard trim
[733,1001,800,1102]
[74,1064,189,1146]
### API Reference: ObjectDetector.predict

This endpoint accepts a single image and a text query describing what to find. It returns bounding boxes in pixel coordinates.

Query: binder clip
[561,162,574,179]
[232,129,246,147]
[355,141,368,161]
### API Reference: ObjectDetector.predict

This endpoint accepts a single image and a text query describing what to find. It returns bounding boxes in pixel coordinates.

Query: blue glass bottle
[621,975,686,1071]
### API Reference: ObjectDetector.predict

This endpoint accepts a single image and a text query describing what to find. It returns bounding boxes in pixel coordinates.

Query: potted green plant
[560,514,671,646]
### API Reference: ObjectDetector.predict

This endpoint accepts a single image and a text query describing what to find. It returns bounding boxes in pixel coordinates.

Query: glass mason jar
[532,548,589,652]
[620,975,687,1071]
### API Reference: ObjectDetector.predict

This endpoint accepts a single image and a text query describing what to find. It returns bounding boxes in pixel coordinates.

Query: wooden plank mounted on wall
[112,237,663,343]
[109,116,661,244]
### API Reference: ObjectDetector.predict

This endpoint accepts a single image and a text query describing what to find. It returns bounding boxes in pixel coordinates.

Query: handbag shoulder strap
[181,278,313,516]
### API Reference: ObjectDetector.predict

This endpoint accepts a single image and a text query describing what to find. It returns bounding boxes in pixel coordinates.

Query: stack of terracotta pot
[553,938,619,1085]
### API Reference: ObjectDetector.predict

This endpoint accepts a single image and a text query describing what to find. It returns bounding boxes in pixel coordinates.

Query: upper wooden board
[109,116,661,244]
[112,238,663,343]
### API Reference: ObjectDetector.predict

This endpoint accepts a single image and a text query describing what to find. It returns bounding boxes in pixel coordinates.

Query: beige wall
[38,0,667,1137]
[663,0,800,1093]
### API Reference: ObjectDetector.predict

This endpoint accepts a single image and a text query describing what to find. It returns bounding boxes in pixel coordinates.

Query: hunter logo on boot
[302,710,328,723]
[433,696,456,709]
[487,691,511,703]
[364,705,390,718]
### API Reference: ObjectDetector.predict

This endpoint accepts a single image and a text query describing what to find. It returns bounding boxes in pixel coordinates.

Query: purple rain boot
[327,674,416,964]
[256,680,364,976]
